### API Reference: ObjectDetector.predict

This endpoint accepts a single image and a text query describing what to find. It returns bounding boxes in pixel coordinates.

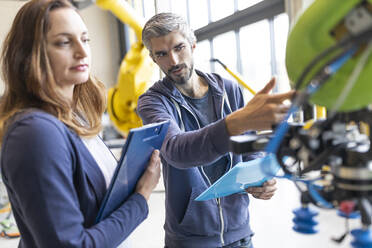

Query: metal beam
[195,0,285,42]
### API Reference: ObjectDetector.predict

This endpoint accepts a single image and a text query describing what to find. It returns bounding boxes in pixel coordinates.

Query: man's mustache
[168,64,186,74]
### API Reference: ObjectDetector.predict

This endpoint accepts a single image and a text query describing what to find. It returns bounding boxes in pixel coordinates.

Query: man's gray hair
[142,13,196,52]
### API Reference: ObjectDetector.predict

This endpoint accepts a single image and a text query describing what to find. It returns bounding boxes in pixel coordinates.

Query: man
[138,13,294,248]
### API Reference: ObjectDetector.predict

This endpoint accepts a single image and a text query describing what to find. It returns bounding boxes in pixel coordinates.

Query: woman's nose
[74,41,88,59]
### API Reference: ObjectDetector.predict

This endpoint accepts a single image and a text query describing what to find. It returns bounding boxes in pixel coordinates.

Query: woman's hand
[135,150,161,201]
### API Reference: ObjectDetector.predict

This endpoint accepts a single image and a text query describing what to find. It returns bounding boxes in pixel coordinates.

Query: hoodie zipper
[172,96,227,246]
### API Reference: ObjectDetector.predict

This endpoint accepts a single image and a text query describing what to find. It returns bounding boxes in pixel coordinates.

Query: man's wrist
[225,109,247,136]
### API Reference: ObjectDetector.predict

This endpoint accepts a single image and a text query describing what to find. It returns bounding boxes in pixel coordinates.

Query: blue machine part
[351,228,372,248]
[337,210,361,219]
[292,207,319,234]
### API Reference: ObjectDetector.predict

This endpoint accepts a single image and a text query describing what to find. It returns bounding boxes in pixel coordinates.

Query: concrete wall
[80,5,120,88]
[0,1,120,95]
[0,1,24,94]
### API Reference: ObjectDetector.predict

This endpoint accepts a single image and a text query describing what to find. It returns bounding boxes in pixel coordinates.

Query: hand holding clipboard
[96,120,170,222]
[135,149,161,201]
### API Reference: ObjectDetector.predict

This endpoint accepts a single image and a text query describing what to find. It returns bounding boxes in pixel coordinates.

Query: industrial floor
[0,179,359,248]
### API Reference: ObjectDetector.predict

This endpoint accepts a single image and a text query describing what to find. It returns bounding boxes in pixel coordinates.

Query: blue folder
[96,120,170,222]
[195,154,280,201]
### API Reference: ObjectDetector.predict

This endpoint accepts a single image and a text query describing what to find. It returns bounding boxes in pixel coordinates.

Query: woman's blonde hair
[0,0,106,139]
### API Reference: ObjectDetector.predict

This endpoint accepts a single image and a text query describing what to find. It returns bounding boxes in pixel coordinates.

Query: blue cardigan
[1,111,148,248]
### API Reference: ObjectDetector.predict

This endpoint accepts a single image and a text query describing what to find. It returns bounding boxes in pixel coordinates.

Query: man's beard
[167,62,194,85]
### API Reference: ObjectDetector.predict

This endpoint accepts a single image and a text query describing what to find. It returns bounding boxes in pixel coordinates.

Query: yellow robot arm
[95,0,155,136]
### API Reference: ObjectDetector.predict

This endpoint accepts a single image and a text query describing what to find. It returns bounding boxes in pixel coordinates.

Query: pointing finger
[268,90,295,103]
[257,77,276,94]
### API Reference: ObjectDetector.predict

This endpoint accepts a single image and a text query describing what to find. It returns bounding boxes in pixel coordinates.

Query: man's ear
[149,52,156,63]
[191,42,196,52]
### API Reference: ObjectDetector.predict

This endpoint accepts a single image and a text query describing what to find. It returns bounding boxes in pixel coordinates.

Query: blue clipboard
[96,120,170,222]
[195,154,280,201]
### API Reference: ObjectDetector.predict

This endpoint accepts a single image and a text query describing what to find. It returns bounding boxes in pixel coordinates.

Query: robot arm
[231,0,372,245]
[96,0,155,136]
[95,0,144,41]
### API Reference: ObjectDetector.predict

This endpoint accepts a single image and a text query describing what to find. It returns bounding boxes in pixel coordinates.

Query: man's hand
[245,179,277,200]
[225,78,295,136]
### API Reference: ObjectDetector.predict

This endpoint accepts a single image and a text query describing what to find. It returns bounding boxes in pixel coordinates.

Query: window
[170,0,188,21]
[142,0,288,97]
[156,0,171,13]
[142,0,155,19]
[189,0,209,30]
[210,0,234,22]
[240,19,271,95]
[238,0,263,10]
[194,40,211,73]
[274,13,290,92]
[212,31,237,82]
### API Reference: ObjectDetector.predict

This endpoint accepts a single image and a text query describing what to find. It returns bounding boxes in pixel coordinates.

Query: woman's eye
[56,40,70,46]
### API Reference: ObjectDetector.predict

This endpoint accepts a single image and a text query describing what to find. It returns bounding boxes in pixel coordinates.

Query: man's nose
[169,51,179,65]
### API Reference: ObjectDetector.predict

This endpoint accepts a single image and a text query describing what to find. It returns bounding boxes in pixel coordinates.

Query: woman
[0,0,160,247]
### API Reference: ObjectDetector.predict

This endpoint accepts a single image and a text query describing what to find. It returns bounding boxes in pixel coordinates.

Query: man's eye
[157,53,166,58]
[175,46,185,51]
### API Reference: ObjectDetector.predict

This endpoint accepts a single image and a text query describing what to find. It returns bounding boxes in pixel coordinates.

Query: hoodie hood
[145,69,225,104]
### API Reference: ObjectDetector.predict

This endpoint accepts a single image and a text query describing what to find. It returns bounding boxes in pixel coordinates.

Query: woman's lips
[71,64,88,71]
